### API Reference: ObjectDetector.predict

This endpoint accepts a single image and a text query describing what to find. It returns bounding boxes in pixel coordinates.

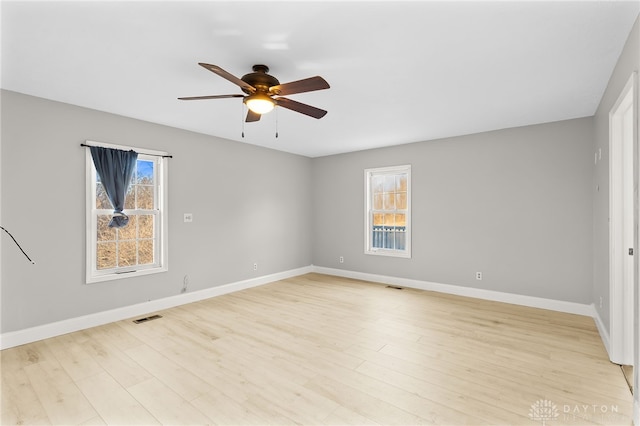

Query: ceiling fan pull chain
[275,108,279,138]
[241,103,245,138]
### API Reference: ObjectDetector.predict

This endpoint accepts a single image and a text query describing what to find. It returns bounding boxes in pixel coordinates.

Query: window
[86,143,168,283]
[365,165,411,258]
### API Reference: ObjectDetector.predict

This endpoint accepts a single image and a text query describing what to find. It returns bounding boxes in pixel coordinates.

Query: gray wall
[1,90,312,333]
[4,11,637,333]
[592,15,640,332]
[312,118,594,304]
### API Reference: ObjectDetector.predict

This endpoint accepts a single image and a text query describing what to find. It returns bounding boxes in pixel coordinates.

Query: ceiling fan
[179,63,330,122]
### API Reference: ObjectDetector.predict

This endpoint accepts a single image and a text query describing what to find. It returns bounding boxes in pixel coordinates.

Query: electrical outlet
[599,296,603,309]
[339,256,344,263]
[184,213,193,223]
[253,263,258,271]
[182,275,189,293]
[476,272,483,280]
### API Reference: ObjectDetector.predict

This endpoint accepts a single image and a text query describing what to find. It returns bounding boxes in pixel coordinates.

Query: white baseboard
[592,305,612,358]
[0,265,602,350]
[634,400,639,426]
[311,266,595,317]
[0,266,312,350]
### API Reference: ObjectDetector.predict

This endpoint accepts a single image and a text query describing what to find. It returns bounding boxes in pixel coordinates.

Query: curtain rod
[80,143,173,158]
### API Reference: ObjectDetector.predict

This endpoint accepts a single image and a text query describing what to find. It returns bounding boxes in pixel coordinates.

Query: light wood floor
[1,273,633,425]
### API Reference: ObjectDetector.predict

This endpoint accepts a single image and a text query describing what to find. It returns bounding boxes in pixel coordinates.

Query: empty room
[1,1,640,425]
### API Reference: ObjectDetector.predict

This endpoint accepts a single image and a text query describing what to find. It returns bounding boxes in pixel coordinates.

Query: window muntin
[365,165,411,257]
[86,145,167,283]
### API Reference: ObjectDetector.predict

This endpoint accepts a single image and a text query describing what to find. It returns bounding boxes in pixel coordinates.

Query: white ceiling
[2,1,639,157]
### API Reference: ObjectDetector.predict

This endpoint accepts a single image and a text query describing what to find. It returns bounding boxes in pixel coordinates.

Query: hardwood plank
[124,344,215,401]
[23,360,98,425]
[77,332,153,389]
[191,390,272,425]
[75,372,159,425]
[45,333,104,382]
[1,349,51,425]
[321,405,381,425]
[126,378,212,425]
[78,416,107,425]
[303,374,430,425]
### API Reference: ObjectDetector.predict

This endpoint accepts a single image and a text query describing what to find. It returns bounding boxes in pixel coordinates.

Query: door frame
[609,72,637,366]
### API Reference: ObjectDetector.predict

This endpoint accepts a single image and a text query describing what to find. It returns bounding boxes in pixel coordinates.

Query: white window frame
[364,164,411,258]
[85,141,168,284]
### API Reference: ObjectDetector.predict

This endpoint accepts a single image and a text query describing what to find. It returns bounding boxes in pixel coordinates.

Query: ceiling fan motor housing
[241,64,280,94]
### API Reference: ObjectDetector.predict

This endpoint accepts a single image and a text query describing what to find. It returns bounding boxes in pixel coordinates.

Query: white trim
[85,148,169,284]
[609,71,637,365]
[0,265,601,350]
[593,303,611,356]
[0,266,312,350]
[635,400,639,426]
[364,164,411,258]
[312,266,595,317]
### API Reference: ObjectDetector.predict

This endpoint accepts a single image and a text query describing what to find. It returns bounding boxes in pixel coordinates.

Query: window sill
[365,249,411,259]
[86,266,168,284]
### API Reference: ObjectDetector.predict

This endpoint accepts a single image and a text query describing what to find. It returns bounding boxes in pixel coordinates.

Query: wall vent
[386,285,404,290]
[133,314,163,324]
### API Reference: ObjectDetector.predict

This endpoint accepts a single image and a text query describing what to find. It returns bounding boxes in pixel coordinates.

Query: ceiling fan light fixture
[244,93,275,114]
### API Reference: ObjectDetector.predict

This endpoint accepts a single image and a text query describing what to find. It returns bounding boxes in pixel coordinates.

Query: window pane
[96,183,111,209]
[124,186,135,210]
[384,192,396,210]
[394,213,406,226]
[97,242,116,270]
[97,215,116,241]
[383,175,395,192]
[136,160,154,184]
[138,239,154,265]
[372,227,383,248]
[118,240,137,267]
[383,214,395,226]
[395,231,406,250]
[397,174,407,192]
[136,185,154,209]
[396,192,407,209]
[139,215,154,239]
[118,215,137,241]
[384,226,394,249]
[373,213,384,226]
[373,193,383,210]
[372,176,384,194]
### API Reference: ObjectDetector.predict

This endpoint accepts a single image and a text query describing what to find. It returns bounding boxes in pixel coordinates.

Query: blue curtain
[90,146,138,228]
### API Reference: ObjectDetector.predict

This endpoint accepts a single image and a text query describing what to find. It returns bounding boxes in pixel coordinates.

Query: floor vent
[133,314,163,324]
[386,285,404,290]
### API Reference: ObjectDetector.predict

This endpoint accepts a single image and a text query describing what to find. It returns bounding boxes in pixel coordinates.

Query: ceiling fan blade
[270,76,330,96]
[198,63,255,93]
[276,97,327,119]
[178,94,244,100]
[246,109,261,122]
